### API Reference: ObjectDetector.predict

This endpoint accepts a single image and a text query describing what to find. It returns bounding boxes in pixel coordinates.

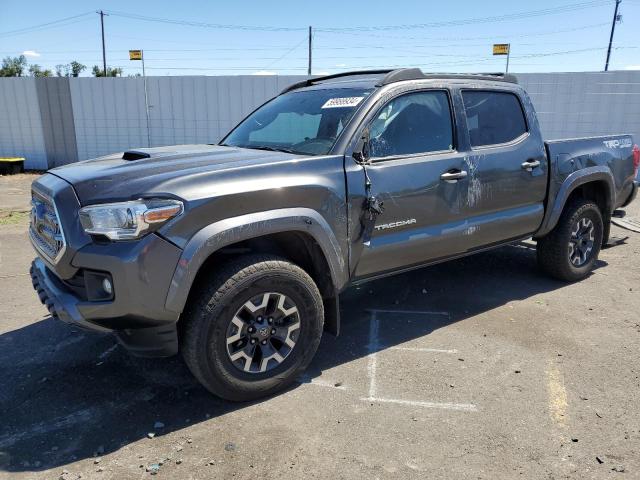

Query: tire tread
[537,199,603,282]
[180,254,323,400]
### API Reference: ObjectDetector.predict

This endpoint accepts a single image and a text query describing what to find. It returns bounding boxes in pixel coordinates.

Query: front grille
[29,189,65,263]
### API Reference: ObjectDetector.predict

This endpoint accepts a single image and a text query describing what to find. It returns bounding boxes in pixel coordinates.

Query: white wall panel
[2,73,639,167]
[70,77,149,160]
[518,72,640,142]
[141,75,303,155]
[0,78,47,169]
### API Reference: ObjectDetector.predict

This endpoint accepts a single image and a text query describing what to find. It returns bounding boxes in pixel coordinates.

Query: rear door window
[462,91,527,147]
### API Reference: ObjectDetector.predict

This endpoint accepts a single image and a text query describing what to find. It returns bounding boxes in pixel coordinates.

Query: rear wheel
[537,199,603,282]
[181,254,324,401]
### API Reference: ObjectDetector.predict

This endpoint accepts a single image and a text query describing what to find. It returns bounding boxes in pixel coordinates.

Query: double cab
[30,69,639,400]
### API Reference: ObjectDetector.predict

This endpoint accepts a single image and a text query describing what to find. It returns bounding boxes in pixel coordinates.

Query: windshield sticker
[321,97,364,109]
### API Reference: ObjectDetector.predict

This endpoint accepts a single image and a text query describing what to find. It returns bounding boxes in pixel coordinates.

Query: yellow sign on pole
[129,50,143,61]
[493,44,510,55]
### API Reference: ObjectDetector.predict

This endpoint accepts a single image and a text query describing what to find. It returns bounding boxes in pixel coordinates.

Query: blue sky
[1,0,639,76]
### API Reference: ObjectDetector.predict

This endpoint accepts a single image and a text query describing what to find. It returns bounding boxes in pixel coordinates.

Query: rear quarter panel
[545,134,635,209]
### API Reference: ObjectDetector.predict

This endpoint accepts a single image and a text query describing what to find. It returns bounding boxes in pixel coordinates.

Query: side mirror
[352,128,371,164]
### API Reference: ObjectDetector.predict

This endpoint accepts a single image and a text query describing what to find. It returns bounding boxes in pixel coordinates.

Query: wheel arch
[535,166,615,238]
[165,208,347,334]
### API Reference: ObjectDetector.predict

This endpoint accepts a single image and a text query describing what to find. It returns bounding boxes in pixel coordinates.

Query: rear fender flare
[165,208,347,314]
[536,166,615,237]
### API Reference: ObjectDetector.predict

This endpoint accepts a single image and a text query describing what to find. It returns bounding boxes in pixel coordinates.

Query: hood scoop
[122,150,151,161]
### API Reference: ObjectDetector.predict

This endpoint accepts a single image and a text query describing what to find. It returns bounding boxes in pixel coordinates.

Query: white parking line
[366,310,380,398]
[0,390,157,449]
[0,407,96,449]
[362,397,478,412]
[367,308,450,317]
[363,310,478,412]
[390,346,458,354]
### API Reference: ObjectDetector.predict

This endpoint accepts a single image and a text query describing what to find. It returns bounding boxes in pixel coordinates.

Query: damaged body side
[342,79,548,282]
[28,70,638,362]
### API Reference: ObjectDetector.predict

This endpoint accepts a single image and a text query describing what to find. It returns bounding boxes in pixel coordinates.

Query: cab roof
[281,68,518,94]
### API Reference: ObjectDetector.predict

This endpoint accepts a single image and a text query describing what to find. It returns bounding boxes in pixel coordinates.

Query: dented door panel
[453,88,548,248]
[350,150,471,278]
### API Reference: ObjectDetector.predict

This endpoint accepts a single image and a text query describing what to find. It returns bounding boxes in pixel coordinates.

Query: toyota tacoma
[29,69,639,400]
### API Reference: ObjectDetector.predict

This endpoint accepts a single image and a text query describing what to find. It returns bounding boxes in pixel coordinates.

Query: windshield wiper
[236,144,297,154]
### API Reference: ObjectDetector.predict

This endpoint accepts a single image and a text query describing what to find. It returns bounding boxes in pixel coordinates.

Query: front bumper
[31,257,109,331]
[30,232,184,358]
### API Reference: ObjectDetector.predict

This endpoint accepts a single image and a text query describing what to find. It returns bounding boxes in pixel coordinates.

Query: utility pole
[98,10,107,75]
[605,0,622,71]
[308,26,312,76]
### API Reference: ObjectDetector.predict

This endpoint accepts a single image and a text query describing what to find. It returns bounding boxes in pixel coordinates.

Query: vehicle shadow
[0,242,606,472]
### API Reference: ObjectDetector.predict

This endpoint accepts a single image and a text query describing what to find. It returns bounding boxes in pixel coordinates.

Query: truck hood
[49,144,303,204]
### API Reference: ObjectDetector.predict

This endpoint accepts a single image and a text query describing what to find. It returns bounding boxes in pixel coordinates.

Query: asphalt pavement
[1,173,639,479]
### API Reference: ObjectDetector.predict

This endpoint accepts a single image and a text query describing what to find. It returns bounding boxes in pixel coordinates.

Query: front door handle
[521,159,541,171]
[440,170,468,183]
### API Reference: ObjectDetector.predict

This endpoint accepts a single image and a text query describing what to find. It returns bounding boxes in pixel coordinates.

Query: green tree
[28,64,53,77]
[70,61,86,77]
[92,65,123,77]
[55,64,69,77]
[55,61,86,77]
[0,55,28,77]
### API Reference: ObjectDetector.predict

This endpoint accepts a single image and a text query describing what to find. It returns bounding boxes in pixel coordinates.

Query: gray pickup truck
[29,69,638,401]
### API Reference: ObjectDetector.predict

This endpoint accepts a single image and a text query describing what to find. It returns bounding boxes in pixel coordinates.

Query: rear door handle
[521,159,541,171]
[440,170,468,183]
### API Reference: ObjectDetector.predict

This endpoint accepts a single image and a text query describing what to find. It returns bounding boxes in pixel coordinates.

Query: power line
[108,45,636,71]
[65,45,632,62]
[1,2,631,75]
[105,11,307,31]
[316,1,612,31]
[103,1,610,33]
[0,13,94,38]
[262,37,308,69]
[315,22,610,41]
[94,21,607,49]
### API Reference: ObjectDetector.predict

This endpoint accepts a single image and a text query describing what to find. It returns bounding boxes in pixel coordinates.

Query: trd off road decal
[603,138,632,149]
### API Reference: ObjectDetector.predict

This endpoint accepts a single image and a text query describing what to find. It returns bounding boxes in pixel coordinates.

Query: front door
[349,89,476,279]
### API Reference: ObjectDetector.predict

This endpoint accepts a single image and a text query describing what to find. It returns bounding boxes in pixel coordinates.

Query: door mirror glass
[353,128,370,163]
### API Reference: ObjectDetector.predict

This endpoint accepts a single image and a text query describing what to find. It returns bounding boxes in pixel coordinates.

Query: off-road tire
[180,254,324,401]
[537,199,603,282]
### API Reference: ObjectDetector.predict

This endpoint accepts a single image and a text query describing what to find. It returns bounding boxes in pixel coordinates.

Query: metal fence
[1,72,639,170]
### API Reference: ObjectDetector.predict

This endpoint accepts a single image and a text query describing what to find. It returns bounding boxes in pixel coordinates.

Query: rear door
[348,89,473,279]
[457,89,548,248]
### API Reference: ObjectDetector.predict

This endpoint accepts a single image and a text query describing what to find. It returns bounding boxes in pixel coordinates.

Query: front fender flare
[535,166,615,237]
[164,208,347,314]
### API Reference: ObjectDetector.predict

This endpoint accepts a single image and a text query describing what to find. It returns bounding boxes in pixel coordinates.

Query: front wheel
[180,254,324,401]
[537,199,603,282]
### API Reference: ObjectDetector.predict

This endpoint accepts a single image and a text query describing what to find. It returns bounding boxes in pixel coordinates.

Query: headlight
[79,199,183,240]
